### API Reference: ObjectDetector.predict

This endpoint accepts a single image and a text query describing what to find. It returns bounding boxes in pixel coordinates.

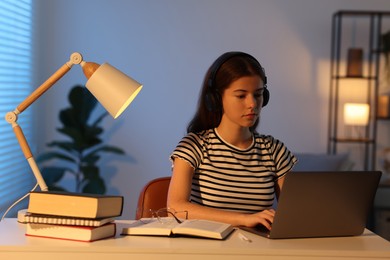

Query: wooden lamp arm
[4,52,99,192]
[16,52,83,113]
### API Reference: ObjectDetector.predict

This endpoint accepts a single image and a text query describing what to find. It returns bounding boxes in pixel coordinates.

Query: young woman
[168,52,297,229]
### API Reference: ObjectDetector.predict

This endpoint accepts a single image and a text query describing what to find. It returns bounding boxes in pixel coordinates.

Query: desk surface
[1,219,390,260]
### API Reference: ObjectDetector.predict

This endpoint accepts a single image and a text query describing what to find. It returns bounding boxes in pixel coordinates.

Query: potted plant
[37,85,125,194]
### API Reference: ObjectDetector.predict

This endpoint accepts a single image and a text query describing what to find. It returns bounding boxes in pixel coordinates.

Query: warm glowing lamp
[5,52,142,192]
[344,103,370,126]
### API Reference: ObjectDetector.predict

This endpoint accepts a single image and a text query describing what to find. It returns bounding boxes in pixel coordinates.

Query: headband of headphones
[207,51,267,90]
[204,51,270,111]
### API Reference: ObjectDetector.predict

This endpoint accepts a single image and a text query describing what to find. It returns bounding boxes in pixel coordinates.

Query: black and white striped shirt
[170,128,297,213]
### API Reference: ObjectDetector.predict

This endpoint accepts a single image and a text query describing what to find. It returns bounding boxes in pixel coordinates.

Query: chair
[135,176,171,219]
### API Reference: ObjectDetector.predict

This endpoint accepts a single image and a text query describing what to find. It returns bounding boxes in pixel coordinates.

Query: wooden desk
[1,219,390,260]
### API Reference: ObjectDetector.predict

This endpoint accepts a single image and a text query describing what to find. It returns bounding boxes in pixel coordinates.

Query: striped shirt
[170,128,297,213]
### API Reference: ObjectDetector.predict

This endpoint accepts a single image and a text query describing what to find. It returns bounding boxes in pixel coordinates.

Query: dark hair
[186,52,266,133]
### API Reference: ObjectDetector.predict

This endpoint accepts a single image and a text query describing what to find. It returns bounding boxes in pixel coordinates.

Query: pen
[238,232,252,243]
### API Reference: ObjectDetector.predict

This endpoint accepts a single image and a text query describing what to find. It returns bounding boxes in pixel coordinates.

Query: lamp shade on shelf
[344,103,370,126]
[86,63,143,118]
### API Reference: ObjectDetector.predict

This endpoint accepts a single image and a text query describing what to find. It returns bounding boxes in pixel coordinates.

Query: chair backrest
[135,176,171,219]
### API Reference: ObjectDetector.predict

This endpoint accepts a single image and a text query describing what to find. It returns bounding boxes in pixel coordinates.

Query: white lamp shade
[344,103,370,126]
[86,63,143,118]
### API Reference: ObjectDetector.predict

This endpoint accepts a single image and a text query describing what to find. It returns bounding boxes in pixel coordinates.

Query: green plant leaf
[47,185,68,192]
[41,166,69,185]
[57,126,84,143]
[85,125,104,137]
[82,177,106,194]
[58,126,102,151]
[82,154,100,164]
[92,112,109,127]
[59,108,80,129]
[59,86,97,130]
[86,145,126,157]
[58,131,85,151]
[81,145,125,164]
[81,165,99,180]
[36,151,76,163]
[73,87,97,121]
[46,141,77,153]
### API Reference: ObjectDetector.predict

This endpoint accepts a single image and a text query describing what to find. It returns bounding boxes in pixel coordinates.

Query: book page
[121,218,179,236]
[172,219,234,239]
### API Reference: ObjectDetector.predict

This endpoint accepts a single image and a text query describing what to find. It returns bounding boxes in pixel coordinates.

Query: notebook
[240,171,382,239]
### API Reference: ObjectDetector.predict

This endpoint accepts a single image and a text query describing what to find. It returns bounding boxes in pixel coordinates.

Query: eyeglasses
[138,208,188,224]
[154,208,188,224]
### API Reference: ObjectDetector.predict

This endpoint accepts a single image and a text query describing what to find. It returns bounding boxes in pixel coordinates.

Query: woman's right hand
[241,209,276,230]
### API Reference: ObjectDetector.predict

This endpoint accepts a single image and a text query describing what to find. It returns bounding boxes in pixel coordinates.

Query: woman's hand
[169,159,279,229]
[241,209,276,230]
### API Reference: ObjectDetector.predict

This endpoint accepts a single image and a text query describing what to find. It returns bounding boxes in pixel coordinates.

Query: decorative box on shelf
[378,94,390,119]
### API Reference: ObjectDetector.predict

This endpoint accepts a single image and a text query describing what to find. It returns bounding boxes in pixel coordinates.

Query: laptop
[240,171,382,239]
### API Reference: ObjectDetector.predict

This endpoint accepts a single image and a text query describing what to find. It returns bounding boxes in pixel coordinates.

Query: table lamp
[5,52,143,192]
[344,103,370,126]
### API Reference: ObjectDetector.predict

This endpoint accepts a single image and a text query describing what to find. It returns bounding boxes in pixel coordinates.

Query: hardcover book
[26,222,116,242]
[28,191,123,219]
[121,218,234,240]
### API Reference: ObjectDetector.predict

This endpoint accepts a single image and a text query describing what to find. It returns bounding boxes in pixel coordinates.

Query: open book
[121,218,234,240]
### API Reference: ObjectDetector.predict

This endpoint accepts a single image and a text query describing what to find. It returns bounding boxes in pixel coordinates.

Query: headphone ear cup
[262,88,270,107]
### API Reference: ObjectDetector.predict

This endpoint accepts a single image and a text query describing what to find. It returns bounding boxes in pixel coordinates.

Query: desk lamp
[5,52,142,192]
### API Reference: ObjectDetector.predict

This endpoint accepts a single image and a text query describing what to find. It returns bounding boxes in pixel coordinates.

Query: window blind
[0,0,35,218]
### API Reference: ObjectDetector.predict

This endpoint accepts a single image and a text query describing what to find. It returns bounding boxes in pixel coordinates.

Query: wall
[33,0,390,219]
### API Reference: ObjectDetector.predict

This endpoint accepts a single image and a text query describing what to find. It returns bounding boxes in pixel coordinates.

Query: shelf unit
[328,11,390,171]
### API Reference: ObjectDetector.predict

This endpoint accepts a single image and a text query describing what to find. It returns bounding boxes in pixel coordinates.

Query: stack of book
[19,191,124,242]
